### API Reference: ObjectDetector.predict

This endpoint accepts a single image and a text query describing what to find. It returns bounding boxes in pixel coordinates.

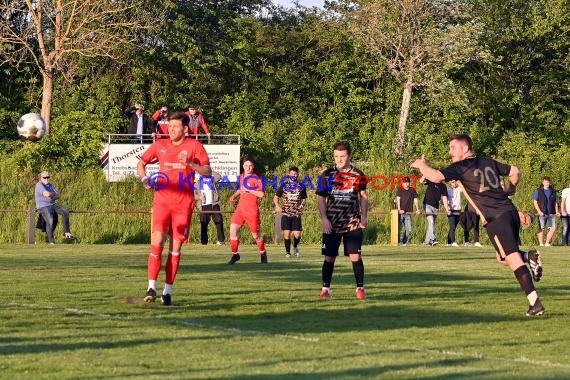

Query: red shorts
[231,209,260,234]
[152,200,195,243]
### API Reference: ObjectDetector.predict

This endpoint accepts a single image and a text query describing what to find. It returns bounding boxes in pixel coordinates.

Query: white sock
[163,283,172,295]
[527,290,538,306]
[148,280,157,290]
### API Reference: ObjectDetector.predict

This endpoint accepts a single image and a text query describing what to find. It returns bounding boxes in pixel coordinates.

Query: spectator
[533,176,559,246]
[124,104,152,143]
[273,166,307,257]
[446,180,462,247]
[152,106,170,139]
[34,170,75,244]
[561,181,570,246]
[185,105,210,136]
[461,204,482,247]
[195,172,226,246]
[396,177,421,246]
[420,176,449,246]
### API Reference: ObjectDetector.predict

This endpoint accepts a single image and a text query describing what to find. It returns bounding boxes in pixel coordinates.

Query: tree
[0,0,157,133]
[346,0,482,158]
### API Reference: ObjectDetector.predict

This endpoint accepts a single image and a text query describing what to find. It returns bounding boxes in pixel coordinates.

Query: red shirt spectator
[184,106,210,135]
[152,107,170,139]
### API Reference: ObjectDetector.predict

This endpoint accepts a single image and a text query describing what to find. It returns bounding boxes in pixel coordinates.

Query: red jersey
[236,173,263,211]
[141,138,210,206]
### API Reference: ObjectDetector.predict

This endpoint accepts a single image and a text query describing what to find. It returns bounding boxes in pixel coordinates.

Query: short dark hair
[333,141,352,156]
[449,134,473,151]
[169,111,189,126]
[288,166,299,173]
[242,156,255,165]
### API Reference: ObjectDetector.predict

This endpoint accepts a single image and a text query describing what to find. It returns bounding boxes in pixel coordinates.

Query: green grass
[1,244,570,379]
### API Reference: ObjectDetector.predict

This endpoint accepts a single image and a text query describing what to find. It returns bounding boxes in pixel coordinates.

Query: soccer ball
[17,113,46,141]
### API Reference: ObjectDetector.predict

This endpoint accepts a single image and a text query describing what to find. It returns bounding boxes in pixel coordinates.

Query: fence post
[390,209,399,247]
[27,208,36,244]
[274,212,282,244]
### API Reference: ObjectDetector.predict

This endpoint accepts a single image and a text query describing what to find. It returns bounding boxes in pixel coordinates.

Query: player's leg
[344,229,366,300]
[246,211,267,263]
[320,233,341,298]
[488,211,544,316]
[228,211,245,264]
[292,216,302,257]
[282,215,292,257]
[562,215,570,246]
[145,205,170,303]
[161,204,193,306]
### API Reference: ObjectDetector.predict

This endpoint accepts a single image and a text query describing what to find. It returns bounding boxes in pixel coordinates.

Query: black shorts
[485,210,520,259]
[281,215,302,231]
[322,229,363,257]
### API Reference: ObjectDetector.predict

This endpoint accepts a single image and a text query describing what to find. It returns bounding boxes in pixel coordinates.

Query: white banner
[101,143,240,182]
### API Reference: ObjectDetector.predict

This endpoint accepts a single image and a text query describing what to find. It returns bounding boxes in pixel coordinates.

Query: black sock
[514,265,535,296]
[352,259,365,288]
[293,237,301,248]
[284,238,291,254]
[322,260,334,288]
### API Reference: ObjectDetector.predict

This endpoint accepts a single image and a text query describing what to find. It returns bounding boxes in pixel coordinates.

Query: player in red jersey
[137,111,211,306]
[227,158,268,264]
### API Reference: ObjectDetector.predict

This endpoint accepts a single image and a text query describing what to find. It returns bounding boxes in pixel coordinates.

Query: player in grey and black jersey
[412,134,545,316]
[316,141,368,300]
[274,166,307,258]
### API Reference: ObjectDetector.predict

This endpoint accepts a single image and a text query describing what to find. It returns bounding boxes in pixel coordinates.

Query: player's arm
[414,197,421,214]
[273,194,282,212]
[396,196,403,214]
[507,165,520,189]
[561,196,568,216]
[317,195,332,234]
[243,188,264,199]
[359,189,368,228]
[410,156,445,183]
[533,199,543,216]
[441,195,450,214]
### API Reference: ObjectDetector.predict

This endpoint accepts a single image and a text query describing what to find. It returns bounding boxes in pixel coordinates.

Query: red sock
[230,239,239,254]
[256,237,266,254]
[148,245,163,280]
[165,252,181,285]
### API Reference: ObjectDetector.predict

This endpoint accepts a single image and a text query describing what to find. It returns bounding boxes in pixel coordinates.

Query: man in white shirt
[446,180,462,246]
[196,172,225,246]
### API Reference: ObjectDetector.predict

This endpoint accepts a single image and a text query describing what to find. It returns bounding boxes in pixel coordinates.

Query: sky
[273,0,325,8]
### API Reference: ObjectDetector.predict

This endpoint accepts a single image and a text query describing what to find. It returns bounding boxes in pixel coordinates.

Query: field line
[6,301,569,370]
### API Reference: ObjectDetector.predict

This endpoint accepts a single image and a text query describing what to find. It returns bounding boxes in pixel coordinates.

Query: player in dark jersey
[274,166,307,258]
[411,134,545,316]
[316,141,368,300]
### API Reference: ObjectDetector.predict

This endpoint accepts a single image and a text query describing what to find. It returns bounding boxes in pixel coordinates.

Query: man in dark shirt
[421,177,449,246]
[316,141,368,300]
[396,177,421,246]
[411,134,545,316]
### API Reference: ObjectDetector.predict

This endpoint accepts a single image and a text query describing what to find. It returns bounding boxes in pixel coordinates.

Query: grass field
[2,243,570,379]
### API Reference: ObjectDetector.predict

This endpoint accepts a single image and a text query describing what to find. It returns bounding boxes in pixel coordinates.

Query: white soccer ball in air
[17,112,46,141]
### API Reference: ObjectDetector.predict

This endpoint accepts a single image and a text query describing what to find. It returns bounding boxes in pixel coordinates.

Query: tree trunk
[41,70,54,135]
[395,79,413,160]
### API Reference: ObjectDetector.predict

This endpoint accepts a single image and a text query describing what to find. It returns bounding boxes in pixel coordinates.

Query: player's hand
[359,216,368,229]
[398,209,404,214]
[275,205,282,213]
[178,151,188,165]
[322,218,333,234]
[410,155,426,169]
[415,210,421,215]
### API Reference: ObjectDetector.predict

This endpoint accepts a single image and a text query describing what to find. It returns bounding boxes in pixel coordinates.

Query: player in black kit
[411,134,544,316]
